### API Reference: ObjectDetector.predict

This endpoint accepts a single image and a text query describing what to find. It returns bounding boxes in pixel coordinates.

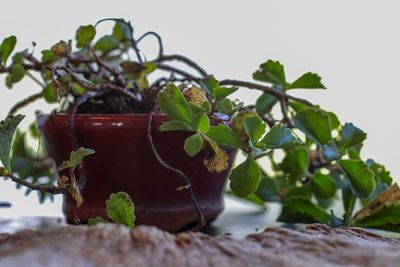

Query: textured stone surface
[1,223,400,267]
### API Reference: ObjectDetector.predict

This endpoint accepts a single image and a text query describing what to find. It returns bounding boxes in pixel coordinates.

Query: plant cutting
[0,18,399,232]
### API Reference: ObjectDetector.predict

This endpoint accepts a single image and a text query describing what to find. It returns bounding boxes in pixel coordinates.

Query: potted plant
[0,19,399,232]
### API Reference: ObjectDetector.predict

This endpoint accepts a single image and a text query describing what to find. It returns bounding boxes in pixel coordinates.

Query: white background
[0,0,399,217]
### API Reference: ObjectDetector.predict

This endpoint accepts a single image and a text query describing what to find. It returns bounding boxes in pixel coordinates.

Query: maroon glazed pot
[38,114,237,232]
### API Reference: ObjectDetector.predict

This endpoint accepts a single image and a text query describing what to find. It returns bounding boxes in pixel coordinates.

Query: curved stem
[147,111,206,231]
[8,92,43,115]
[156,54,208,77]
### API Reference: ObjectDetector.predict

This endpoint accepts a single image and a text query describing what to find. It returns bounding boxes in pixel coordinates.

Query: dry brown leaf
[202,137,228,173]
[57,175,69,188]
[183,87,208,107]
[69,174,83,208]
[352,183,400,222]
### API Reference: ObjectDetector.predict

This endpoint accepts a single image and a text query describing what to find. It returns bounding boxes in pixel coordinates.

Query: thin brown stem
[156,54,208,77]
[5,172,68,194]
[8,92,43,115]
[147,111,206,231]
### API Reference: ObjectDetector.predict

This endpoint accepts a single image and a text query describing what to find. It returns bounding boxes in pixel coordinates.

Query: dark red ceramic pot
[38,114,237,232]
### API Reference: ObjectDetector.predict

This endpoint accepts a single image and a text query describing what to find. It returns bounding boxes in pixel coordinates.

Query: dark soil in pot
[38,114,237,232]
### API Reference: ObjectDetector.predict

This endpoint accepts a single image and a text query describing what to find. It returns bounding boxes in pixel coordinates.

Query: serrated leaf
[340,159,375,199]
[280,146,309,183]
[278,197,330,224]
[312,172,336,198]
[112,21,133,41]
[88,216,108,226]
[184,133,203,156]
[328,112,340,129]
[229,155,261,197]
[156,83,193,123]
[286,72,326,90]
[41,50,58,64]
[75,25,96,48]
[258,124,300,149]
[340,123,367,148]
[0,36,17,65]
[200,76,219,97]
[352,184,400,230]
[256,174,280,202]
[159,120,193,132]
[255,93,279,114]
[0,115,25,171]
[206,124,245,149]
[213,86,238,101]
[106,192,135,228]
[217,98,234,114]
[69,147,95,170]
[243,115,266,144]
[253,60,286,87]
[94,35,119,54]
[190,113,210,133]
[294,108,332,145]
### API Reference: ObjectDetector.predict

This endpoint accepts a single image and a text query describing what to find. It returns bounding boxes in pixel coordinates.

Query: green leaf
[113,21,133,41]
[328,112,340,129]
[69,147,95,170]
[258,124,300,149]
[213,86,238,101]
[42,82,59,103]
[206,124,245,149]
[75,25,96,48]
[10,64,25,83]
[106,192,135,228]
[256,174,280,202]
[243,115,266,144]
[278,197,330,224]
[253,60,286,87]
[340,159,375,198]
[284,185,312,200]
[41,50,58,64]
[184,133,204,156]
[229,155,261,197]
[280,146,309,183]
[200,76,219,97]
[312,172,336,198]
[322,142,341,161]
[342,181,356,226]
[156,83,193,123]
[94,35,119,54]
[294,108,332,145]
[88,216,108,226]
[217,98,234,114]
[286,72,326,90]
[159,120,193,132]
[340,123,367,148]
[0,36,17,65]
[190,113,210,133]
[71,83,86,95]
[0,167,8,176]
[255,93,279,114]
[5,64,25,89]
[0,114,25,171]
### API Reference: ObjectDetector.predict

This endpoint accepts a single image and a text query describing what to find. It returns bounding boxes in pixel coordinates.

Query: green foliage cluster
[0,19,398,230]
